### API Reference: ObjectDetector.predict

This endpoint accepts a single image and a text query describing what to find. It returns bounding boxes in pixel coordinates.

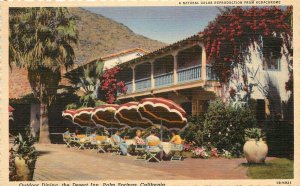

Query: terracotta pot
[14,157,35,181]
[243,138,268,164]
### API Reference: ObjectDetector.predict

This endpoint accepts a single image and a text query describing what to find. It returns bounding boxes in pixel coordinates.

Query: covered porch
[117,42,218,99]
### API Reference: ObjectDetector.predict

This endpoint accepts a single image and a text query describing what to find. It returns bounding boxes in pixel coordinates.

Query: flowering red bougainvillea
[203,6,292,86]
[100,66,126,103]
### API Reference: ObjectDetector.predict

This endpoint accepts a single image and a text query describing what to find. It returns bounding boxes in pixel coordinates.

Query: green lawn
[245,158,293,179]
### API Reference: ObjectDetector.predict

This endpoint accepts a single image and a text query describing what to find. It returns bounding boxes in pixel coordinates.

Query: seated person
[169,130,183,149]
[145,130,161,150]
[64,128,70,135]
[74,129,79,136]
[63,128,71,142]
[169,130,183,144]
[111,130,130,156]
[134,129,145,147]
[90,131,97,140]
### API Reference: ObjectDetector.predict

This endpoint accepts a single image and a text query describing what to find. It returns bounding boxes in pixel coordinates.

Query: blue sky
[83,7,220,44]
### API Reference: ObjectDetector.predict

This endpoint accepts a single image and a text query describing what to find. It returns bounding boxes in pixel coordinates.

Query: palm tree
[9,8,78,143]
[65,60,106,108]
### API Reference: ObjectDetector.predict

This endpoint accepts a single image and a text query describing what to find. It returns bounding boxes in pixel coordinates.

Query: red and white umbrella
[62,109,77,121]
[114,102,153,129]
[62,108,95,128]
[9,105,14,112]
[73,108,95,128]
[137,97,187,131]
[9,105,14,121]
[91,104,126,129]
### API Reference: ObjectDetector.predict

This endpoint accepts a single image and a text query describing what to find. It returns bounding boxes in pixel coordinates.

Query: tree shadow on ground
[37,150,52,157]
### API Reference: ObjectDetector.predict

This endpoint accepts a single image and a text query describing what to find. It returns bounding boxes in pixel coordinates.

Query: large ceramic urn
[243,138,268,164]
[14,157,34,181]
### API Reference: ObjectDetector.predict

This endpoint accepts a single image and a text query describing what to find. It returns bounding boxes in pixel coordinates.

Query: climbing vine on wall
[203,6,292,88]
[100,66,126,104]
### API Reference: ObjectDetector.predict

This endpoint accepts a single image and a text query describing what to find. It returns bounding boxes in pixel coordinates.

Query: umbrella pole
[160,120,163,142]
[160,120,164,161]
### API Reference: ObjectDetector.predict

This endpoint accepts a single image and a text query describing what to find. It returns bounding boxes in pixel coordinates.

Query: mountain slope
[69,7,166,65]
[10,7,166,99]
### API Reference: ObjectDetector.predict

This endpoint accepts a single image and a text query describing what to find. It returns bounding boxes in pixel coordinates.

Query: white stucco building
[115,33,293,121]
[226,36,293,120]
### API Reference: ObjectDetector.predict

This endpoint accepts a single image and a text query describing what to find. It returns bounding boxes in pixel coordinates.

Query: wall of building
[226,41,292,119]
[227,42,291,99]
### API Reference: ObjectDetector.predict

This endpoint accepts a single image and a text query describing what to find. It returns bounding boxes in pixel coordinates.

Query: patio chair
[134,144,147,161]
[170,144,184,161]
[145,141,162,163]
[73,134,90,150]
[69,134,78,147]
[109,138,122,156]
[62,133,71,148]
[91,135,109,153]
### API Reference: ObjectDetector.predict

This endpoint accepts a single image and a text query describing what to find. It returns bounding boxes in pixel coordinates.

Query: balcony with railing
[178,65,201,83]
[118,64,218,96]
[154,72,174,88]
[135,77,151,92]
[206,65,217,80]
[116,44,221,99]
[125,82,133,93]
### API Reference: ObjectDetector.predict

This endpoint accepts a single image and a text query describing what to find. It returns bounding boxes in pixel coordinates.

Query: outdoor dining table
[160,142,173,154]
[124,140,173,154]
[125,139,135,146]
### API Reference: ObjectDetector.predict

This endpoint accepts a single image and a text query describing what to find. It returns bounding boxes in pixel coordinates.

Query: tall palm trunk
[38,83,51,144]
[39,103,50,144]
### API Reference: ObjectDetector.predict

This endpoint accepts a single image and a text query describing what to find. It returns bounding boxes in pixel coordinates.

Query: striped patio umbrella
[91,104,126,129]
[73,108,95,128]
[9,105,14,121]
[62,109,77,122]
[114,102,153,130]
[62,108,95,128]
[137,97,188,131]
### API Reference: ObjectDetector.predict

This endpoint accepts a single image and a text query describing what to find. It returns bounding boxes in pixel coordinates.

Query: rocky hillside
[69,7,166,65]
[10,7,166,98]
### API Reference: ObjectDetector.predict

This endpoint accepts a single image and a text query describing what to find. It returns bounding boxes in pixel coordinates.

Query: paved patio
[32,144,252,180]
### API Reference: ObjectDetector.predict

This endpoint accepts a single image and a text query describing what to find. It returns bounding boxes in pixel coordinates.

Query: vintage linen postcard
[0,0,299,185]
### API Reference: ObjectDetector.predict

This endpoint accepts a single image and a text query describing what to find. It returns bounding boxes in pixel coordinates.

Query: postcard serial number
[276,181,292,185]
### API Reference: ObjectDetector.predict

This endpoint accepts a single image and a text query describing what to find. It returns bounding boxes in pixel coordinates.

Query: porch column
[173,52,178,85]
[201,44,207,81]
[131,65,136,93]
[150,61,155,89]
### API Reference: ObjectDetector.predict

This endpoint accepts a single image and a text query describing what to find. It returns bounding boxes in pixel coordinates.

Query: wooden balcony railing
[206,65,217,80]
[125,82,132,93]
[154,72,174,88]
[118,65,217,96]
[135,77,151,92]
[178,65,201,83]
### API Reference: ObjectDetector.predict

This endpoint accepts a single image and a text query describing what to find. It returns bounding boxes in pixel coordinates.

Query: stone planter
[14,156,35,181]
[243,138,268,164]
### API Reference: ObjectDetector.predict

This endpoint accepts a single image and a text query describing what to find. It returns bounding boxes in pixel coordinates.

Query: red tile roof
[125,34,203,65]
[9,67,32,99]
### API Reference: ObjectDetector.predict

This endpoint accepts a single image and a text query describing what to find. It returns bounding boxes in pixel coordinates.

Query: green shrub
[66,103,78,110]
[10,127,38,181]
[244,128,266,141]
[203,99,257,157]
[180,115,205,146]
